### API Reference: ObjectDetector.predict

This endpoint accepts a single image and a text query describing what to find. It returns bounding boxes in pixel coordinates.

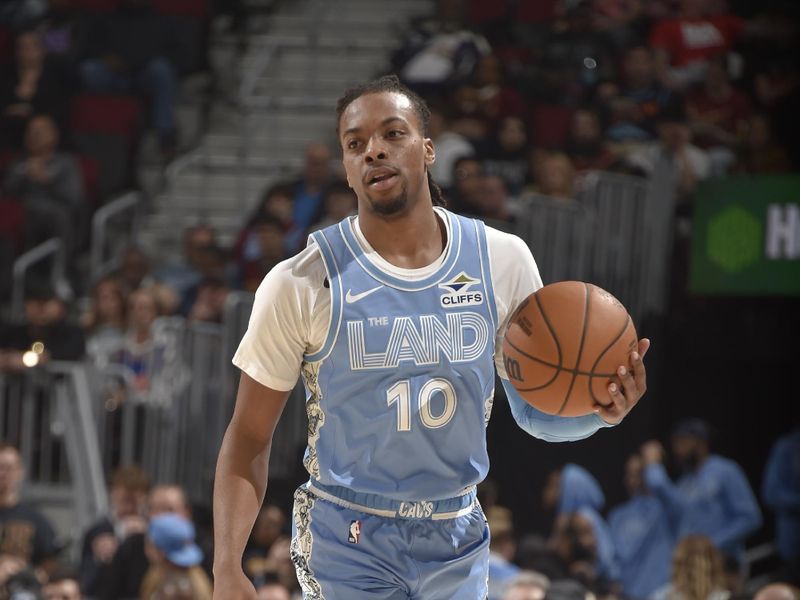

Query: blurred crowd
[1,420,799,599]
[1,0,799,598]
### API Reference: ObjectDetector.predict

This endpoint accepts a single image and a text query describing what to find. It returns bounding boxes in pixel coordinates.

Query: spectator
[643,419,762,565]
[616,45,676,141]
[650,535,730,600]
[80,464,150,596]
[0,443,57,571]
[35,0,86,70]
[243,504,287,581]
[761,427,800,584]
[3,114,85,255]
[42,567,82,600]
[116,247,155,295]
[624,101,710,202]
[256,581,291,600]
[649,0,745,89]
[258,536,298,597]
[155,225,218,308]
[527,153,576,201]
[308,181,357,232]
[735,114,791,175]
[79,0,179,157]
[754,584,800,600]
[428,104,474,189]
[288,143,335,241]
[115,286,162,392]
[97,484,195,600]
[608,451,674,598]
[502,571,550,600]
[238,216,288,293]
[187,278,230,324]
[543,464,620,587]
[471,54,525,125]
[0,283,85,370]
[488,507,521,600]
[516,535,569,581]
[473,174,517,224]
[234,183,297,265]
[82,276,127,366]
[450,84,492,142]
[479,115,529,195]
[686,56,751,175]
[543,579,592,600]
[140,513,212,600]
[564,108,618,173]
[0,29,69,150]
[447,155,483,214]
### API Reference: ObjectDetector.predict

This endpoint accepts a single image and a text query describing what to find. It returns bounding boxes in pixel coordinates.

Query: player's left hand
[595,338,650,425]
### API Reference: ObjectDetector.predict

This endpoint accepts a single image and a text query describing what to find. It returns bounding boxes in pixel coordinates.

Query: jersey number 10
[386,378,457,432]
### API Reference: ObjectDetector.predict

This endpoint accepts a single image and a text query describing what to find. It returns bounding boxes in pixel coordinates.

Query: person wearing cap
[607,452,675,599]
[140,513,212,600]
[641,418,762,565]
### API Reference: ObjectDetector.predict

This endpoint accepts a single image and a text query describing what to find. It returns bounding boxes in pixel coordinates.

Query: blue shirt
[762,430,800,560]
[646,456,762,560]
[608,494,674,598]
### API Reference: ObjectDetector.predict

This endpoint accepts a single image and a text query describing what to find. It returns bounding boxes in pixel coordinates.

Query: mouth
[365,167,399,191]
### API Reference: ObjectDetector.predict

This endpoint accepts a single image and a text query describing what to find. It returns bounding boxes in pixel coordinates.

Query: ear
[423,137,435,167]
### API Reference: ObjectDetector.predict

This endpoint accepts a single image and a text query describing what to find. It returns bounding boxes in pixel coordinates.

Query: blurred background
[0,0,798,598]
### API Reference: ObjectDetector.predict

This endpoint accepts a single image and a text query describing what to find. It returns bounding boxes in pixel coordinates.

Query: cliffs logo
[439,272,483,308]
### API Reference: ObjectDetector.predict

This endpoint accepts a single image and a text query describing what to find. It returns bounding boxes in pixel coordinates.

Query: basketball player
[212,75,649,600]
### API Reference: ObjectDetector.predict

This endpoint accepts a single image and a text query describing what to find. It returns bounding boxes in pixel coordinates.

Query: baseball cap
[148,513,203,568]
[671,417,711,441]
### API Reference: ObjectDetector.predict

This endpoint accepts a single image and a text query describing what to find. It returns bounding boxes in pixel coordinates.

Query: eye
[346,139,360,150]
[387,129,404,138]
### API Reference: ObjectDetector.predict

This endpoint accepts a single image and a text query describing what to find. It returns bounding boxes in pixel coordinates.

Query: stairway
[138,0,434,259]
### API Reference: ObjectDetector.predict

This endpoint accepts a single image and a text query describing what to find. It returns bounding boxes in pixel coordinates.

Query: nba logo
[348,520,361,544]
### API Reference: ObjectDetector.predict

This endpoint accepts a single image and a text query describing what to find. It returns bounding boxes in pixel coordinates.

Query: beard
[678,451,702,472]
[366,189,410,217]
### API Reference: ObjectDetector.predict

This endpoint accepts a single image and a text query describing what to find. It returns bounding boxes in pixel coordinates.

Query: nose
[364,136,387,163]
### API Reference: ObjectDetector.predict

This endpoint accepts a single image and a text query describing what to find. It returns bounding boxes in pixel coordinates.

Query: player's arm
[212,374,290,598]
[492,231,648,441]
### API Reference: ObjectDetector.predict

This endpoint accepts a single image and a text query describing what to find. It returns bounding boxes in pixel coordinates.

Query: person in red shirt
[649,0,744,89]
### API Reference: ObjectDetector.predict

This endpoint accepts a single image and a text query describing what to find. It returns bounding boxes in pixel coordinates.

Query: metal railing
[11,238,70,319]
[89,191,142,283]
[514,170,675,325]
[1,362,108,561]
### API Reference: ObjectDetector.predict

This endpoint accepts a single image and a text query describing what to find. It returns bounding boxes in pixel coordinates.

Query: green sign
[690,176,800,296]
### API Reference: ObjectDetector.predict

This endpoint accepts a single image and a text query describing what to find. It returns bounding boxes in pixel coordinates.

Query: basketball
[502,281,638,417]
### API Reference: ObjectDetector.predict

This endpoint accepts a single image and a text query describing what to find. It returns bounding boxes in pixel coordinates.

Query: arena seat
[467,0,509,25]
[68,0,120,12]
[0,25,13,66]
[516,0,558,23]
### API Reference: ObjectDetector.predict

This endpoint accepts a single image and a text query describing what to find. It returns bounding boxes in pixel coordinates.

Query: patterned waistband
[305,480,478,520]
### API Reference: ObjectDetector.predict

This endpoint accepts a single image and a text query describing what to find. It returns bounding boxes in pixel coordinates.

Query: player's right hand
[212,568,258,600]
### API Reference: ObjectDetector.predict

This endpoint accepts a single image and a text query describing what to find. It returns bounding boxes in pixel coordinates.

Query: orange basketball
[501,281,638,417]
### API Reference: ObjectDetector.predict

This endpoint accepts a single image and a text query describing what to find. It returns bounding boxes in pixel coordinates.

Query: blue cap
[148,513,203,568]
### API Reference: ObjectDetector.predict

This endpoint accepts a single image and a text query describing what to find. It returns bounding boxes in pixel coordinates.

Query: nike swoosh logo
[345,285,383,303]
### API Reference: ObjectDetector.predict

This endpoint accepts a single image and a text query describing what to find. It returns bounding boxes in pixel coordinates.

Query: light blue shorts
[290,481,490,600]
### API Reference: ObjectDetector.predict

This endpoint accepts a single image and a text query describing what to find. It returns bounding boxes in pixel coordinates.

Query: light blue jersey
[300,209,497,502]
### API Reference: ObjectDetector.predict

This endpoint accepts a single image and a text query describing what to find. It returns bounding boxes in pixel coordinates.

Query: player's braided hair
[336,74,446,208]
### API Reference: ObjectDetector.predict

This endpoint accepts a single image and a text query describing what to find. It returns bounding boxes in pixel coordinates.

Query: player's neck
[358,202,446,270]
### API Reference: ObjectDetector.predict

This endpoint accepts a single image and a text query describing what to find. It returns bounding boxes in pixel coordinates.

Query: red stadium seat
[516,0,558,23]
[468,0,509,24]
[0,196,25,251]
[530,104,574,148]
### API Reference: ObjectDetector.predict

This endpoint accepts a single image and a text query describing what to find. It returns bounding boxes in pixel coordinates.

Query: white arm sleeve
[486,228,544,377]
[232,244,329,391]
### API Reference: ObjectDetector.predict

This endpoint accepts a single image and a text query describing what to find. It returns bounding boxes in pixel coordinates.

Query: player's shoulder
[253,242,326,301]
